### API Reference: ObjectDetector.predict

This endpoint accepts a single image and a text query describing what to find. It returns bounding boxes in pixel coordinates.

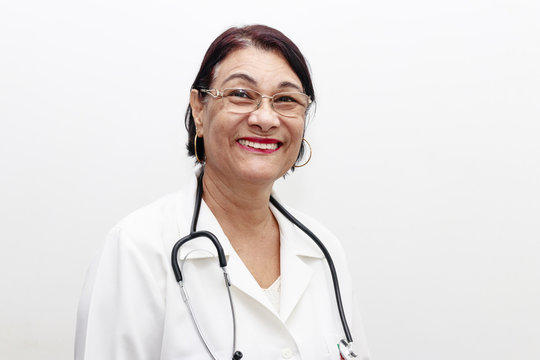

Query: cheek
[203,113,243,150]
[291,122,305,146]
[286,124,305,159]
[200,105,220,135]
[200,101,223,132]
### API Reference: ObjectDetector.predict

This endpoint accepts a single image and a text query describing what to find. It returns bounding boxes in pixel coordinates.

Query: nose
[247,97,280,132]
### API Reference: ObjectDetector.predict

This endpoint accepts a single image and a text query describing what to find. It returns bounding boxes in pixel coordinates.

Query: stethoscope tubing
[171,230,227,282]
[171,169,355,359]
[268,196,353,343]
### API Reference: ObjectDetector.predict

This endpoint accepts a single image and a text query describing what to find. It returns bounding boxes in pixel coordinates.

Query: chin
[235,162,288,185]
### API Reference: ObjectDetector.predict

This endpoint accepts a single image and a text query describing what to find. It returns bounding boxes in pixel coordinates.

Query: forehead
[212,47,302,90]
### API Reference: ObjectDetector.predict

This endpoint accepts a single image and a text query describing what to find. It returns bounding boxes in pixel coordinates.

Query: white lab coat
[75,170,370,360]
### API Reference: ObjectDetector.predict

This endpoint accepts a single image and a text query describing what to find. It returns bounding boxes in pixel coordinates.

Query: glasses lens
[222,88,260,113]
[272,92,309,117]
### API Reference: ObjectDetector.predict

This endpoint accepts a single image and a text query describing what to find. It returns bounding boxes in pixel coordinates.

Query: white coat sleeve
[75,226,166,360]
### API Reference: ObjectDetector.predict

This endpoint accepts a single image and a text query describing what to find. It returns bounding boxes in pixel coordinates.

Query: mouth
[237,138,282,153]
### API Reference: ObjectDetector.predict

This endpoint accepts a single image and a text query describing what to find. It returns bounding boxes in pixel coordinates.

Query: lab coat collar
[174,167,234,260]
[173,169,272,313]
[271,196,323,259]
[174,167,325,321]
[174,168,323,260]
[272,198,324,321]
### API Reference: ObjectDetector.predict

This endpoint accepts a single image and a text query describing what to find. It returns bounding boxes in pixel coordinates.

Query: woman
[75,25,370,360]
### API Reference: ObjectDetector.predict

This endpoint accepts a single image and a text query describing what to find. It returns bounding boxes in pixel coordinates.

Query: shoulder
[113,192,181,239]
[286,206,338,242]
[89,190,190,294]
[273,200,347,262]
[110,172,199,249]
[105,191,189,258]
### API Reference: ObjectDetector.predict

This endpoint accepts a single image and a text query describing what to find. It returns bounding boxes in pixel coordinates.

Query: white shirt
[263,276,281,314]
[75,170,370,360]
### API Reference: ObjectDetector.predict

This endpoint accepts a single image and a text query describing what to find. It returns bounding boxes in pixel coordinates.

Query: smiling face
[190,47,306,188]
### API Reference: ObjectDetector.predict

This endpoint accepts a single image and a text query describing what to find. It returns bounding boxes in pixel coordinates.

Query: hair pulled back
[185,24,315,164]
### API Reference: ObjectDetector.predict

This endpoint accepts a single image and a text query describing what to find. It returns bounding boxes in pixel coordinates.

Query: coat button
[281,347,293,359]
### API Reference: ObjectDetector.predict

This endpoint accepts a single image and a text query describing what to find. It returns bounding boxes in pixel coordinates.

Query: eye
[274,95,299,103]
[227,88,255,99]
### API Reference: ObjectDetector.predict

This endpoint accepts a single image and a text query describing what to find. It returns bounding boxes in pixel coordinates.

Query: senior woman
[75,25,370,360]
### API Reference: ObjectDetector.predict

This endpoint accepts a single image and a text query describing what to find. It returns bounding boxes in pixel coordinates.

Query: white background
[1,0,539,359]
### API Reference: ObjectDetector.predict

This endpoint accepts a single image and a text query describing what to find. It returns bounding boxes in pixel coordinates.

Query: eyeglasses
[200,88,312,118]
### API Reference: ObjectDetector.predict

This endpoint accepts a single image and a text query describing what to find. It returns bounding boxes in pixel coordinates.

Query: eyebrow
[277,81,303,92]
[222,73,257,87]
[221,73,303,92]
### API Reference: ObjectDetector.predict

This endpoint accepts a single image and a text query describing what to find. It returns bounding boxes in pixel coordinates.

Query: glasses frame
[200,88,312,118]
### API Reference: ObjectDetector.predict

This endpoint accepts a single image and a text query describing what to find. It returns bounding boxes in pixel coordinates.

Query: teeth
[239,139,279,150]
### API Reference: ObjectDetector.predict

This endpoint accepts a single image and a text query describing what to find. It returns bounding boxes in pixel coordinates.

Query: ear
[190,89,205,136]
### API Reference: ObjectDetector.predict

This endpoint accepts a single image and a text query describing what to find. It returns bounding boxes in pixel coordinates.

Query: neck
[201,166,274,227]
[199,165,281,288]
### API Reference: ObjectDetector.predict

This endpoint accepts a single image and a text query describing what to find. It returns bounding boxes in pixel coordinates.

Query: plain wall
[1,0,539,359]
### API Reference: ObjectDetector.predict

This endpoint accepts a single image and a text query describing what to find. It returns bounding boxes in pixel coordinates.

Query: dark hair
[185,24,315,166]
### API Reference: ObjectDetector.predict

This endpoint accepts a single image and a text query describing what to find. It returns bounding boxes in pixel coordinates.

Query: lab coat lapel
[273,203,324,322]
[225,251,275,312]
[174,171,231,261]
[174,173,322,320]
[279,239,313,322]
[193,197,275,314]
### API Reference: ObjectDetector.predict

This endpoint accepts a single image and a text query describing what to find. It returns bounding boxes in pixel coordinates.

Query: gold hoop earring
[194,131,204,164]
[294,138,312,168]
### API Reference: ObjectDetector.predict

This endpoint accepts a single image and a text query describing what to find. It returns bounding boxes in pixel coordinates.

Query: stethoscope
[171,169,358,359]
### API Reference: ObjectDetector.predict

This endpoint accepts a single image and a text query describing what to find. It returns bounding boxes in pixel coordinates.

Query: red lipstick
[237,137,282,154]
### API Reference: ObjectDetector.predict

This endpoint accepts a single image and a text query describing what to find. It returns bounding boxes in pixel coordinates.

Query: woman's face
[191,47,305,187]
